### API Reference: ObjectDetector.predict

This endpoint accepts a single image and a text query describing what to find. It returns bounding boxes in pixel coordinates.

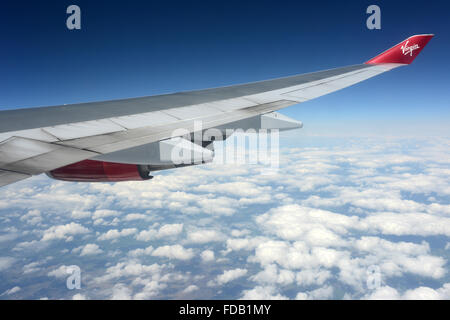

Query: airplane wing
[0,34,434,187]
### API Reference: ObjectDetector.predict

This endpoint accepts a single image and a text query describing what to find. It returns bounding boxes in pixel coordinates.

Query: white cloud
[135,229,156,242]
[124,213,151,221]
[23,261,43,274]
[42,223,89,241]
[111,284,132,300]
[216,268,248,285]
[72,293,87,300]
[0,257,15,271]
[13,240,50,252]
[96,261,164,284]
[48,265,69,278]
[364,286,400,300]
[196,197,239,216]
[20,209,42,225]
[296,286,334,300]
[200,250,215,263]
[157,224,183,237]
[136,224,183,241]
[363,213,450,237]
[187,229,223,244]
[71,210,91,219]
[240,286,288,300]
[403,284,450,300]
[181,285,199,294]
[365,283,450,300]
[355,237,446,279]
[225,237,268,253]
[1,286,21,296]
[128,246,154,257]
[231,229,251,237]
[98,228,137,241]
[79,243,103,256]
[296,269,331,287]
[302,186,427,213]
[152,245,194,260]
[1,136,449,299]
[251,264,295,286]
[194,181,271,198]
[256,205,357,244]
[134,280,166,300]
[92,209,119,220]
[249,240,347,271]
[0,232,18,243]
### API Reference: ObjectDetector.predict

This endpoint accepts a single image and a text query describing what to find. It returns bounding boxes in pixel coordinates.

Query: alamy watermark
[366,265,382,290]
[366,5,381,30]
[66,265,81,290]
[66,5,81,30]
[168,121,280,173]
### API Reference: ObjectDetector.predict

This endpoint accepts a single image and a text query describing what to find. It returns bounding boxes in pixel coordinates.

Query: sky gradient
[0,0,448,136]
[0,1,449,300]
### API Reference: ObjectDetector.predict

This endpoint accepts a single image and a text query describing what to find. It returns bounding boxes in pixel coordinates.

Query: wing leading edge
[0,34,434,187]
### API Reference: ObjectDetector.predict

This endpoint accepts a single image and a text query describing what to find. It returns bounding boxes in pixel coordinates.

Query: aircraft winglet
[365,34,434,65]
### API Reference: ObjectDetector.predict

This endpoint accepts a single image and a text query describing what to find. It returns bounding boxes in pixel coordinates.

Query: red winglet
[365,34,434,65]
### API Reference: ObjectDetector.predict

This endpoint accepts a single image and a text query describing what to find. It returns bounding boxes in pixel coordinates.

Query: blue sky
[0,0,449,135]
[0,1,449,300]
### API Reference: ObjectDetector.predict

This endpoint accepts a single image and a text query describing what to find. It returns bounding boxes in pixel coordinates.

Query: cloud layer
[0,136,448,299]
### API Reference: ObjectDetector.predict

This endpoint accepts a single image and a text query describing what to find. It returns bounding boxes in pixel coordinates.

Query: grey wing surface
[0,63,401,187]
